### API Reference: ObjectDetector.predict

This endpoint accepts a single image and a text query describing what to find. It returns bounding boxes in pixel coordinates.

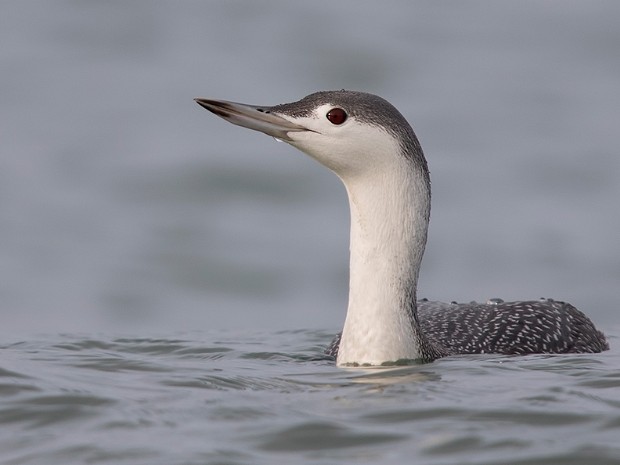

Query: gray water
[2,1,620,464]
[2,333,620,464]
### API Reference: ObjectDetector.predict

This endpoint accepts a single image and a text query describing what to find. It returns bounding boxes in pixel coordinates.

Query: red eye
[326,108,347,125]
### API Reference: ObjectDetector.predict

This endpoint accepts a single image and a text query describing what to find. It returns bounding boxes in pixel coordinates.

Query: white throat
[335,141,431,366]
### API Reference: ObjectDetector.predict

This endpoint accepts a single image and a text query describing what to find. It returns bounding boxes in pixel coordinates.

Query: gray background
[2,1,618,336]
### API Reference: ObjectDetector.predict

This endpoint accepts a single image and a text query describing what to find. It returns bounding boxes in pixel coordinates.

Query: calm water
[2,332,620,464]
[2,1,620,464]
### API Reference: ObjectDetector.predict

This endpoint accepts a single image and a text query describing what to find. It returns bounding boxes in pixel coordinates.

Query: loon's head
[195,90,427,181]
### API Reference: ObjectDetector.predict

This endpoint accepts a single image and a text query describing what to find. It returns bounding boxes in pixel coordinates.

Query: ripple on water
[1,393,114,428]
[257,421,407,452]
[0,331,618,465]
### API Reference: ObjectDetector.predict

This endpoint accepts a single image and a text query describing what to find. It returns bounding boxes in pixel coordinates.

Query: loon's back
[327,299,608,359]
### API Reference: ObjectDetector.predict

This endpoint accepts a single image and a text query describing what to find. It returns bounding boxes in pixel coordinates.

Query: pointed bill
[194,98,308,141]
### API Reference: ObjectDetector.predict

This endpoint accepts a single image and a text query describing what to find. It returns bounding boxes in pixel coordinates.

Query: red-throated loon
[195,90,608,366]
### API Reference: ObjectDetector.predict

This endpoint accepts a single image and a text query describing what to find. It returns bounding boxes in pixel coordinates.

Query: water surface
[2,331,619,464]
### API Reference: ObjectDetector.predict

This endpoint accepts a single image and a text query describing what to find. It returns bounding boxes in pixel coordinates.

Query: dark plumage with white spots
[326,298,609,360]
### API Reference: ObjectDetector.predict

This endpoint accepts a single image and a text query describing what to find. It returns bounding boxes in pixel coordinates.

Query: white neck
[336,155,431,366]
